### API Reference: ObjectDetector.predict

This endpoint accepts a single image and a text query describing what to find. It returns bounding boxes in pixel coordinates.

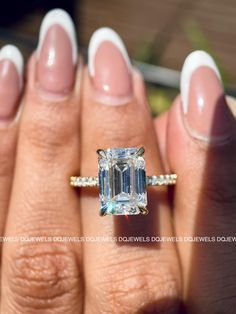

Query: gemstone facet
[98,148,147,215]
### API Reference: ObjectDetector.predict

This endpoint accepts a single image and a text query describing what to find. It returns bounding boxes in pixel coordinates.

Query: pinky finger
[0,45,23,280]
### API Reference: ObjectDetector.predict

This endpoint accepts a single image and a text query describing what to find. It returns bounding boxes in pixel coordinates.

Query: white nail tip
[0,45,24,86]
[181,50,221,114]
[88,27,131,77]
[37,8,77,64]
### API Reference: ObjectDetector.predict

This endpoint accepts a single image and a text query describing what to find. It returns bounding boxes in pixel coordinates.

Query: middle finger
[1,10,83,313]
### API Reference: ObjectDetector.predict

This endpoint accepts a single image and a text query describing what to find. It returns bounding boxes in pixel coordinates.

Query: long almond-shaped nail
[37,9,77,96]
[0,45,23,124]
[88,27,133,105]
[181,50,232,142]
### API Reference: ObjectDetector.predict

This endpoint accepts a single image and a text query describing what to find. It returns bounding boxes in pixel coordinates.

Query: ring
[70,147,177,216]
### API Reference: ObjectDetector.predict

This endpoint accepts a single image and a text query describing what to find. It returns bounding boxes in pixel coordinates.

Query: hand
[0,9,235,314]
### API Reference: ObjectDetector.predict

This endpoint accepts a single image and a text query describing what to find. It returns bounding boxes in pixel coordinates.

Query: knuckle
[21,105,78,160]
[194,281,236,314]
[92,105,152,150]
[91,258,180,313]
[207,296,236,314]
[203,175,236,207]
[7,243,81,311]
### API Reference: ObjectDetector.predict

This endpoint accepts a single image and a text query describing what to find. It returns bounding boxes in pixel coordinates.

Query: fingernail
[37,9,77,96]
[181,50,232,143]
[88,27,133,105]
[0,45,23,124]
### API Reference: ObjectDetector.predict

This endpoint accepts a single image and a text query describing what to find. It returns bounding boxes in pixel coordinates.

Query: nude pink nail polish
[0,60,21,121]
[186,66,231,141]
[37,24,75,95]
[88,28,133,105]
[93,41,132,97]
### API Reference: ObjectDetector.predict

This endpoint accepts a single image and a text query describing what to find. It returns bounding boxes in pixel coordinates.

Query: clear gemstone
[98,148,147,215]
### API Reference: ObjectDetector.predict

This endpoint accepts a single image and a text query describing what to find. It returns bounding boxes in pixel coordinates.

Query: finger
[0,45,23,236]
[0,45,23,293]
[167,51,236,312]
[81,28,181,313]
[1,10,83,313]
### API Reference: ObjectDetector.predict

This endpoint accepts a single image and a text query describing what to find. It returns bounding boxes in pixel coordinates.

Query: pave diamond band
[70,174,177,187]
[70,147,177,216]
[70,176,99,187]
[146,174,177,186]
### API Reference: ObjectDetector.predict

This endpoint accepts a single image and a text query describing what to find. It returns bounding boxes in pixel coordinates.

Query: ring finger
[80,28,181,313]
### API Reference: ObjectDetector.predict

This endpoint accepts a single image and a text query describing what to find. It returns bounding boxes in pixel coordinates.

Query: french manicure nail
[181,50,232,142]
[37,9,77,96]
[88,27,133,105]
[0,45,23,124]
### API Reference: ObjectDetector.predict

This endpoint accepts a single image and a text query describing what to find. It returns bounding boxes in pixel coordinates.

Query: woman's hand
[0,9,235,314]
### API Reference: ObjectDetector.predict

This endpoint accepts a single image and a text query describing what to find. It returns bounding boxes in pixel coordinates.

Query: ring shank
[70,174,177,187]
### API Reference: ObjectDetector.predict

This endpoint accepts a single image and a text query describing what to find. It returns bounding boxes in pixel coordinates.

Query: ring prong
[99,210,107,217]
[97,149,106,158]
[139,207,149,215]
[136,147,145,157]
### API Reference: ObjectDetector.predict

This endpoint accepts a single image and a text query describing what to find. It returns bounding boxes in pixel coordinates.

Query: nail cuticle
[182,113,233,147]
[36,84,72,102]
[91,85,134,106]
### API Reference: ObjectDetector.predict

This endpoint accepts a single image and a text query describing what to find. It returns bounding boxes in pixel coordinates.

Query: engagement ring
[70,147,177,216]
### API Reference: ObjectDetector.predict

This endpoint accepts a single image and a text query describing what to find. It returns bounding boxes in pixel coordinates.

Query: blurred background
[0,0,235,115]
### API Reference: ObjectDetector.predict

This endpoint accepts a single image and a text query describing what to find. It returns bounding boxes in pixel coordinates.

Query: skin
[164,96,236,313]
[0,54,236,313]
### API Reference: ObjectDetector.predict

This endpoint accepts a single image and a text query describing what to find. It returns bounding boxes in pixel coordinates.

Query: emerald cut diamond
[98,148,147,215]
